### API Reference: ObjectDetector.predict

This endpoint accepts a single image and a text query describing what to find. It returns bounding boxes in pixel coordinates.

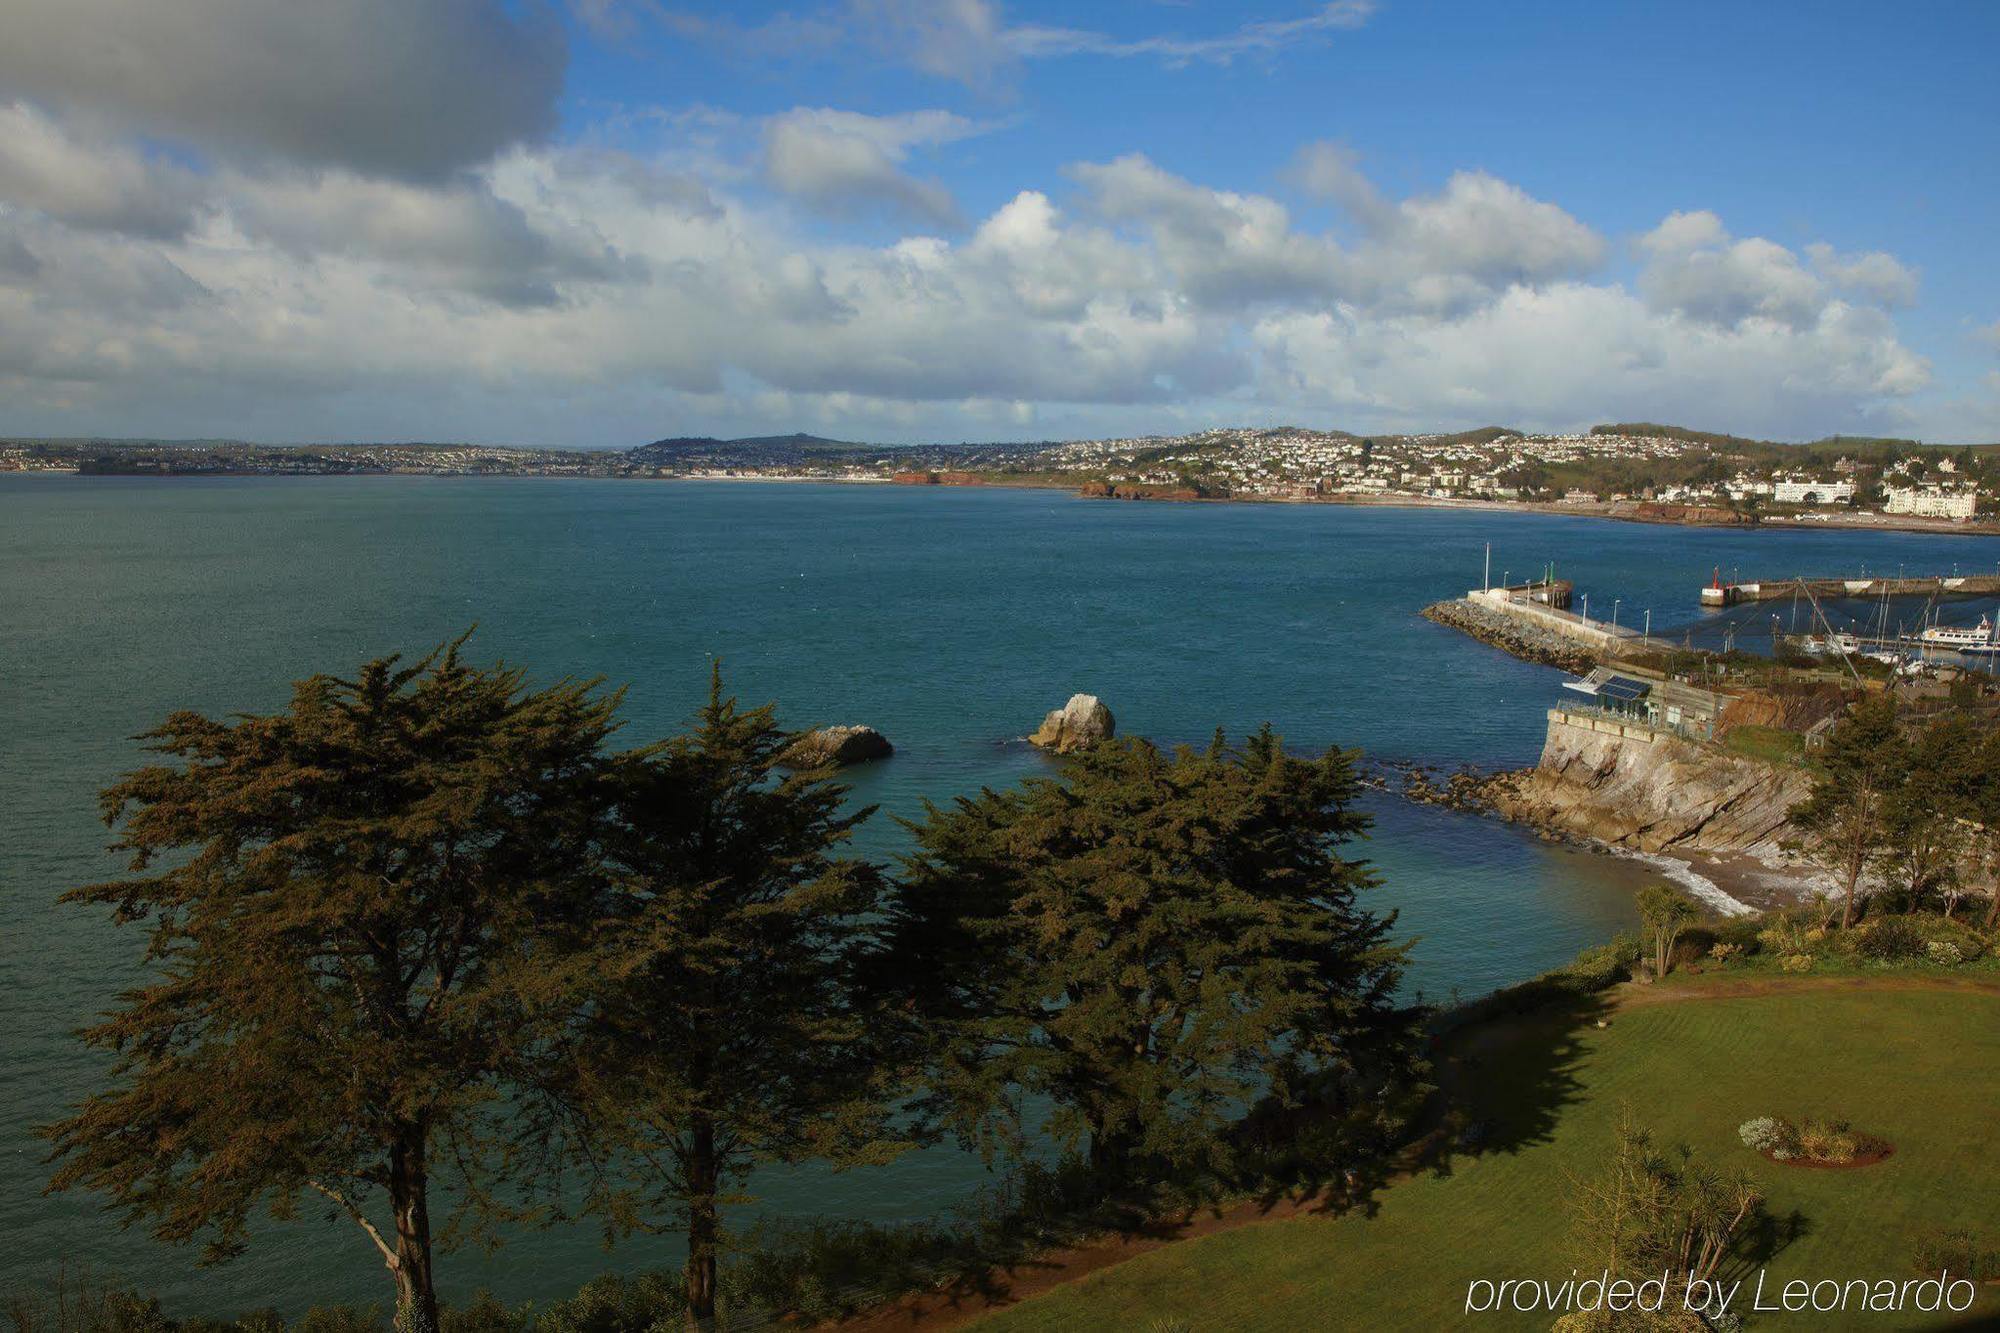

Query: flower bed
[1739,1115,1892,1168]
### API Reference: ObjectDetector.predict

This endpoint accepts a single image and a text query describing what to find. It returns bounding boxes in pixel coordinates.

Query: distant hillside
[628,432,905,467]
[1590,422,1774,450]
[1591,422,1998,455]
[1424,425,1521,447]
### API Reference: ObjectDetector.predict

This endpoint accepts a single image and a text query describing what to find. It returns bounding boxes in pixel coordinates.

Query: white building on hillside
[1773,478,1854,505]
[1884,486,1977,520]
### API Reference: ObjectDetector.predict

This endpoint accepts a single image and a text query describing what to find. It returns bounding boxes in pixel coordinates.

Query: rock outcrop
[777,725,893,769]
[1029,694,1115,754]
[1078,482,1203,502]
[1486,711,1810,857]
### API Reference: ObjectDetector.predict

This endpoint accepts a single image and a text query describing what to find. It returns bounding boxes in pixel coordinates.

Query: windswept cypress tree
[554,668,903,1328]
[43,641,617,1331]
[890,728,1423,1184]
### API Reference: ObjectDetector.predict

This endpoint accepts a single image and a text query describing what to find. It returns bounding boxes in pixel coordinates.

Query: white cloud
[0,103,208,238]
[661,1,1375,89]
[762,109,979,226]
[1806,242,1919,308]
[1007,1,1375,65]
[0,0,564,180]
[1252,281,1929,437]
[0,97,1942,444]
[1638,210,1826,328]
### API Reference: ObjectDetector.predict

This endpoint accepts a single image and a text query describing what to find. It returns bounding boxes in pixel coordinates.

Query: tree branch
[308,1178,400,1272]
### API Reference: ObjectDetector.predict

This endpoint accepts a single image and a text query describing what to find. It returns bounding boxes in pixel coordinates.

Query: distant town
[6,422,1995,531]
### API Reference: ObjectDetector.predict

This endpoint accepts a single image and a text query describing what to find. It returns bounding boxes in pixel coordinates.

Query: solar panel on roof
[1599,676,1652,702]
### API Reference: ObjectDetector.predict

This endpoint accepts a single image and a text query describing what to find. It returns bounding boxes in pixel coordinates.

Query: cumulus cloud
[1252,283,1928,437]
[1070,154,1344,309]
[1806,242,1919,308]
[762,109,979,226]
[1637,211,1827,328]
[0,0,564,180]
[0,93,1938,444]
[0,102,208,238]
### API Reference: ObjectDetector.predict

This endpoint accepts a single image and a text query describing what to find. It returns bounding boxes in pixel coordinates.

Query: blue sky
[2,0,1997,444]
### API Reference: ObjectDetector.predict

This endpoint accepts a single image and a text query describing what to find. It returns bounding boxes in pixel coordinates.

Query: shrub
[1780,953,1814,973]
[532,1273,684,1333]
[296,1310,388,1333]
[1709,942,1742,965]
[1741,1114,1886,1165]
[1856,917,1926,961]
[1913,1227,2000,1281]
[1737,1116,1795,1157]
[1926,940,1964,967]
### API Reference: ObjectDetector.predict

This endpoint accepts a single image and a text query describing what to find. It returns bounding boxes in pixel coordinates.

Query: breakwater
[1421,597,1600,672]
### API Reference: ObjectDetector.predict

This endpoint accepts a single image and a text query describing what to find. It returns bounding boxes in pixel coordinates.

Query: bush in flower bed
[1779,953,1815,973]
[1912,1227,2000,1282]
[1737,1116,1794,1157]
[1739,1115,1888,1166]
[1926,939,1964,966]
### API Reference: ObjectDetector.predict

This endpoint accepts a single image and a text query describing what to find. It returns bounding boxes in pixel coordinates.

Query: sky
[2,0,1998,448]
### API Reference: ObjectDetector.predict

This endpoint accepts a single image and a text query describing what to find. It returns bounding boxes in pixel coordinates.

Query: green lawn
[1722,724,1807,766]
[976,985,2000,1331]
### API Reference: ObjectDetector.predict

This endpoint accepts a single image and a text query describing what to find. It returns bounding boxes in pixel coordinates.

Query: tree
[42,641,618,1331]
[1567,1113,1764,1289]
[1880,714,1978,911]
[1635,885,1700,980]
[553,669,901,1328]
[1790,695,1905,930]
[890,729,1422,1185]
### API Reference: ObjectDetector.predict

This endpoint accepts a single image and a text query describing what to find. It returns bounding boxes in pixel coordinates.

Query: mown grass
[975,986,2000,1331]
[1723,724,1808,766]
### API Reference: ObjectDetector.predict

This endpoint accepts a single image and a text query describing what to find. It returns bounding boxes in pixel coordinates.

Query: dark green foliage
[1855,916,1927,961]
[543,667,903,1324]
[890,728,1424,1184]
[1791,695,1904,929]
[41,640,621,1329]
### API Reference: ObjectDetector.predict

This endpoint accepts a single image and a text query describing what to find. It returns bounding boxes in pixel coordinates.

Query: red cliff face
[891,471,938,485]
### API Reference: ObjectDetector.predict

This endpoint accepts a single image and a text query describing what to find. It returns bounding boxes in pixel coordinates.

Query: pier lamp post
[1581,593,1589,626]
[1644,609,1651,644]
[1612,599,1621,634]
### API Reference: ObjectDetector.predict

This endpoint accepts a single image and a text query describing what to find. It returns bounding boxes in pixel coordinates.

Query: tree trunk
[389,1126,440,1333]
[685,1115,720,1330]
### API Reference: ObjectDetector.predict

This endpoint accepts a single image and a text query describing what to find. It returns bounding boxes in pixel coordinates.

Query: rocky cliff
[1486,711,1811,858]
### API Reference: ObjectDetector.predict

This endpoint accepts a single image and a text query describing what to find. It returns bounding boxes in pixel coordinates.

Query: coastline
[19,467,2000,539]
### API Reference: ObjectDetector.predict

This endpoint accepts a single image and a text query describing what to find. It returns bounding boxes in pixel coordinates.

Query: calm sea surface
[6,475,1999,1312]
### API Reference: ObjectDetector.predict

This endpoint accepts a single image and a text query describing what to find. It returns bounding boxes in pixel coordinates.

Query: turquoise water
[6,475,1999,1313]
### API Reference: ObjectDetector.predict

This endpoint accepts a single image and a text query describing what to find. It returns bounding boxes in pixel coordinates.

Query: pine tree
[889,728,1422,1185]
[42,641,617,1331]
[554,668,902,1328]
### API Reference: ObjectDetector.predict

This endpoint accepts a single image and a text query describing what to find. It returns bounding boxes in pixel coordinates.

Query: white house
[1884,486,1977,520]
[1773,478,1854,505]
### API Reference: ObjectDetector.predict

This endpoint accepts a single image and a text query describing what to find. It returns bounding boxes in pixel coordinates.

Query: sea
[6,474,1999,1313]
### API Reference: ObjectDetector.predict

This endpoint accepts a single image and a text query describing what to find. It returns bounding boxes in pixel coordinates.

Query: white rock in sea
[1029,694,1115,754]
[777,725,893,769]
